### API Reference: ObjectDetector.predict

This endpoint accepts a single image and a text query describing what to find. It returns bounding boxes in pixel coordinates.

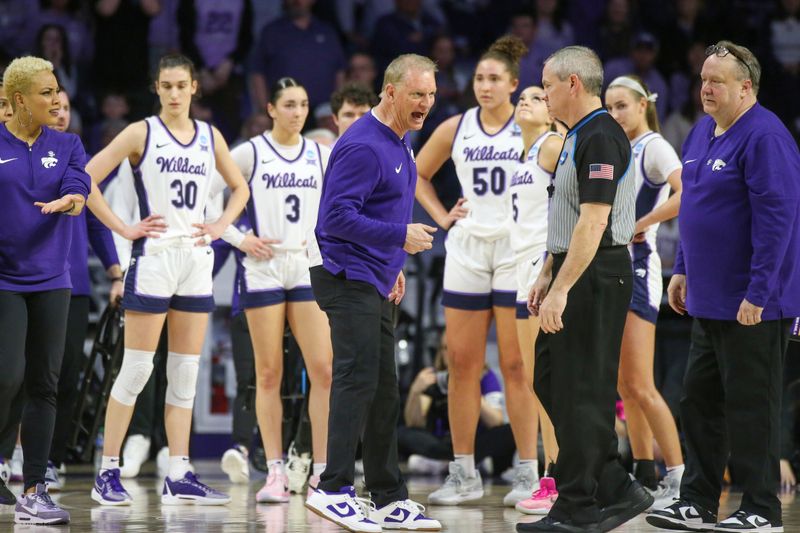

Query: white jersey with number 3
[133,116,216,255]
[451,107,523,241]
[243,134,330,251]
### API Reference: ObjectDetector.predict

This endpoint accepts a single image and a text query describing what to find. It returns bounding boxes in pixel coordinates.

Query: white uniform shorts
[241,250,314,308]
[123,246,215,314]
[629,243,663,324]
[514,249,548,319]
[442,224,516,310]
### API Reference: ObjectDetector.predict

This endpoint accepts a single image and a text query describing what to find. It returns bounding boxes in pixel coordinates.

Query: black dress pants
[680,317,793,523]
[311,266,407,507]
[534,247,633,524]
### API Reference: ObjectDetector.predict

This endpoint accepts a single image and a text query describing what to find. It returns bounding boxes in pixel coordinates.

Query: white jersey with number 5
[451,107,523,241]
[239,133,330,251]
[133,116,216,256]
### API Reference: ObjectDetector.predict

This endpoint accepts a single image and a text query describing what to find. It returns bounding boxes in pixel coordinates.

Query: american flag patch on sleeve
[588,163,614,180]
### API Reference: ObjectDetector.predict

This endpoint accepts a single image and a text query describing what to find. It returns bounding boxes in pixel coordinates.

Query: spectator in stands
[766,0,800,139]
[35,24,77,100]
[598,0,634,61]
[147,0,181,72]
[605,32,669,120]
[38,0,94,69]
[668,40,706,115]
[346,52,379,92]
[250,0,346,113]
[532,0,575,62]
[656,0,714,77]
[662,77,704,152]
[429,35,470,118]
[370,0,446,72]
[510,10,544,94]
[335,0,446,51]
[0,0,40,58]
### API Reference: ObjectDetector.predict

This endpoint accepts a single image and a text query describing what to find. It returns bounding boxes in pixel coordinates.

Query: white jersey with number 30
[450,107,522,241]
[133,116,216,255]
[240,134,330,251]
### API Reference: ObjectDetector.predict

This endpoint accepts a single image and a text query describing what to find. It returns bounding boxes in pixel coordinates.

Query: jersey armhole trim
[132,119,151,172]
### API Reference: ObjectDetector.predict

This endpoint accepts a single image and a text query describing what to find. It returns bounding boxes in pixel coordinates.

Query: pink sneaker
[306,474,320,499]
[256,471,289,503]
[515,476,558,515]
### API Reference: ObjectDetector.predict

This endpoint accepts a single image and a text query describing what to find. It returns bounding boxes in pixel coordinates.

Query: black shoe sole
[516,521,600,533]
[645,514,715,532]
[599,489,654,532]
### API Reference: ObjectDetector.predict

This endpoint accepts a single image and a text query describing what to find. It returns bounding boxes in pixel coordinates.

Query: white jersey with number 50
[240,134,330,251]
[451,107,523,241]
[133,116,216,255]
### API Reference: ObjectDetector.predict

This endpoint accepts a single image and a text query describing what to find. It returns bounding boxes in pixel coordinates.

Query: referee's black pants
[311,266,408,507]
[534,246,632,524]
[681,317,792,523]
[0,289,70,491]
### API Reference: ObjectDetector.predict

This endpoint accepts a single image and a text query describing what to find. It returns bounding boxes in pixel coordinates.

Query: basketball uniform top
[238,133,330,252]
[451,107,523,241]
[630,131,682,258]
[132,116,216,256]
[509,131,562,259]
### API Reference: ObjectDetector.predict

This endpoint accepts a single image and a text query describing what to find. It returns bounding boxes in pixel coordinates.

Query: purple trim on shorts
[629,258,658,324]
[171,294,215,312]
[491,289,517,308]
[516,301,530,319]
[442,289,492,311]
[286,286,314,302]
[241,287,286,308]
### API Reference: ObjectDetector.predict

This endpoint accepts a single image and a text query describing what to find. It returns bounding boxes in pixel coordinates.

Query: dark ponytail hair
[156,54,197,82]
[269,77,305,105]
[479,35,528,81]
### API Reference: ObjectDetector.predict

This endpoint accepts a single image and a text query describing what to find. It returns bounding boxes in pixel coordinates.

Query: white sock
[313,463,326,477]
[519,459,539,480]
[101,456,120,472]
[454,454,476,477]
[268,459,285,476]
[666,464,685,479]
[168,456,192,479]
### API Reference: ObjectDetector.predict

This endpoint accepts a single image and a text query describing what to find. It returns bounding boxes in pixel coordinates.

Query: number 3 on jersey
[473,167,506,196]
[171,179,198,209]
[285,194,300,223]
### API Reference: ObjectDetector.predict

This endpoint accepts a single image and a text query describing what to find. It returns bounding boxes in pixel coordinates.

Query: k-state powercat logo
[41,151,58,168]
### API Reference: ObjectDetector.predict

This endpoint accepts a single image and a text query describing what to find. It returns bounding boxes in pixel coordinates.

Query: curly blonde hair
[3,56,54,111]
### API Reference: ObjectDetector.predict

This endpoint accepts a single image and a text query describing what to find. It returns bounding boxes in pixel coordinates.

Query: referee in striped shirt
[518,46,651,533]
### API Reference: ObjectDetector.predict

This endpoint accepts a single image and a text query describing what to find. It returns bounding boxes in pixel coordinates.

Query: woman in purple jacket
[0,56,90,526]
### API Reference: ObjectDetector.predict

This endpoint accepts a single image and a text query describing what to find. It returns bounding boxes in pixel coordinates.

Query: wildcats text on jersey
[260,172,319,189]
[463,145,520,163]
[156,155,207,175]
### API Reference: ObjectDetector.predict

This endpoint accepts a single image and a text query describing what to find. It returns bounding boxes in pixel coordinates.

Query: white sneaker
[44,461,63,491]
[305,485,381,532]
[648,470,682,511]
[407,455,448,475]
[502,464,538,506]
[286,442,311,493]
[220,445,250,484]
[427,462,483,505]
[156,447,170,478]
[120,434,151,479]
[10,446,23,482]
[371,499,442,530]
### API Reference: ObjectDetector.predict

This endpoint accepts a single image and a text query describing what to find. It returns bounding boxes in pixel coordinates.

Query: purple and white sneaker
[14,483,70,525]
[91,468,133,506]
[161,471,231,505]
[371,499,442,530]
[305,485,381,533]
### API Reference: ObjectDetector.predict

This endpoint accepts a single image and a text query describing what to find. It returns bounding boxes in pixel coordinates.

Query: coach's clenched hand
[404,223,437,254]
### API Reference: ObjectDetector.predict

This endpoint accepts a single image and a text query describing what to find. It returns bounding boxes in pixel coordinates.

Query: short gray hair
[544,46,603,97]
[381,54,438,93]
[709,40,761,95]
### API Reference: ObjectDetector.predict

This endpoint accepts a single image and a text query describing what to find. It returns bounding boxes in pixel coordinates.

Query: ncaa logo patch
[41,151,58,168]
[199,134,209,152]
[558,151,568,165]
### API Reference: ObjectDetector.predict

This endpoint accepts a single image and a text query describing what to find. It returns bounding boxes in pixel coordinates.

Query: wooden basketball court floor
[3,461,800,532]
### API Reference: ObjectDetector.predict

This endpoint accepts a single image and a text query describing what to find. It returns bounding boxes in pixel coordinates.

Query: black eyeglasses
[705,44,754,82]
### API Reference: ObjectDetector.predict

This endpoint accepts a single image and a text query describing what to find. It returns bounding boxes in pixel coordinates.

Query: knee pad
[110,349,155,406]
[165,352,200,408]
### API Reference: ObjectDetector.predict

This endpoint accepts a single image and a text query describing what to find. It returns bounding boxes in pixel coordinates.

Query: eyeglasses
[705,44,754,83]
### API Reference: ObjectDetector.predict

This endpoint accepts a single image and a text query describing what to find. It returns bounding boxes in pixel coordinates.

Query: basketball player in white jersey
[227,78,333,503]
[605,75,685,508]
[416,36,541,506]
[506,86,563,516]
[84,54,249,506]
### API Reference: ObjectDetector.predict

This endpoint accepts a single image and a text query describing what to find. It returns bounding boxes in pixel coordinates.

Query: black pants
[311,266,407,507]
[534,247,633,524]
[0,289,70,490]
[128,327,168,450]
[230,312,257,448]
[49,296,90,465]
[681,317,792,522]
[397,424,517,474]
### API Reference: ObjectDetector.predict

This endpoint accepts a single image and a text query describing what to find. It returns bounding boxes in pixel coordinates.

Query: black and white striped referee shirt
[546,109,636,254]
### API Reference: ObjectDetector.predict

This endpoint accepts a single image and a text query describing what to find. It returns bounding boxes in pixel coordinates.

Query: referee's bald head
[544,46,604,97]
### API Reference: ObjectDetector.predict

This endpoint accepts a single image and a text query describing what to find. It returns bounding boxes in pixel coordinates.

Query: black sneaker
[598,479,653,532]
[645,498,717,531]
[517,515,601,533]
[715,510,783,532]
[0,477,14,506]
